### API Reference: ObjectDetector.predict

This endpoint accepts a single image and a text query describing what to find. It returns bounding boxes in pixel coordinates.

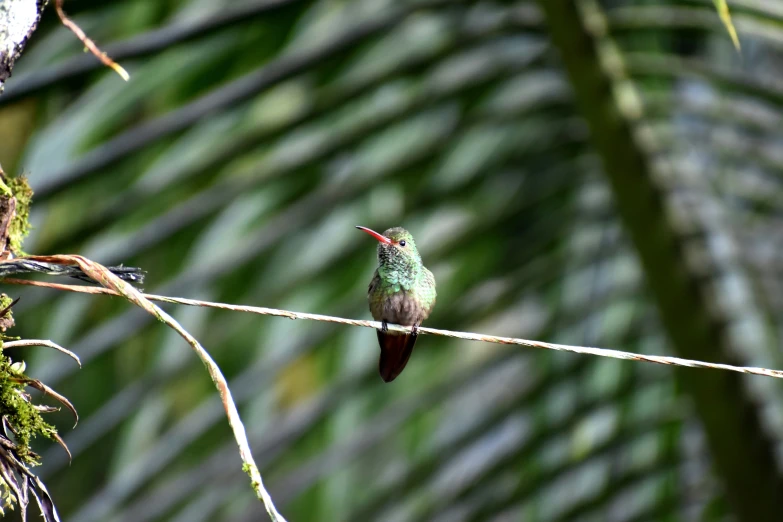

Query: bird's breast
[370,289,430,326]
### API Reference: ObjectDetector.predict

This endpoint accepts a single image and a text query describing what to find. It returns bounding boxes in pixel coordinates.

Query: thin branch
[6,257,285,522]
[54,0,129,81]
[2,339,81,367]
[6,277,783,381]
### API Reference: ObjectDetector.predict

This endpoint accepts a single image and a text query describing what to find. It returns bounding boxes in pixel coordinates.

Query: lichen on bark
[5,173,31,254]
[0,0,48,92]
[0,164,32,256]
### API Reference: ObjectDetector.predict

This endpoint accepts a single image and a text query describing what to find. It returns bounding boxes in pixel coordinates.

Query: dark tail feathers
[377,331,417,382]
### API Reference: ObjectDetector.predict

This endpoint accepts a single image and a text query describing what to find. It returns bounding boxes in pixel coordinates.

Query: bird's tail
[377,330,416,382]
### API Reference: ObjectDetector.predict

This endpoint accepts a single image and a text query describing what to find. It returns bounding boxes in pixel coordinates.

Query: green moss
[0,294,14,330]
[0,476,16,516]
[242,462,262,491]
[5,175,33,255]
[0,354,56,464]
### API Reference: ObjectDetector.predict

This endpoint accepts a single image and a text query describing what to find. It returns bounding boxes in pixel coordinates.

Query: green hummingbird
[356,226,437,382]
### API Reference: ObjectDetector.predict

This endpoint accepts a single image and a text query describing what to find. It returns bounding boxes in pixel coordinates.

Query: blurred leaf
[712,0,741,51]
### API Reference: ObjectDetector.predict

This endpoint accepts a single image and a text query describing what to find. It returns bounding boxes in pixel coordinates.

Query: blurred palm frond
[1,0,783,520]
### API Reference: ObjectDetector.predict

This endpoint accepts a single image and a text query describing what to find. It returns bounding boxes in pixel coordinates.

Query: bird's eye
[399,240,406,247]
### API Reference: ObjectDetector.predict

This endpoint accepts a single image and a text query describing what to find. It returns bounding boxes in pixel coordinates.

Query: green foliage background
[1,0,783,520]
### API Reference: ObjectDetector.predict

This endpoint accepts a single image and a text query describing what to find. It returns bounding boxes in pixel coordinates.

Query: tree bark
[0,0,47,92]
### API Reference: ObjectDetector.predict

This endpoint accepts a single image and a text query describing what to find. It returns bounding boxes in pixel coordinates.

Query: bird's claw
[411,323,419,339]
[381,320,388,333]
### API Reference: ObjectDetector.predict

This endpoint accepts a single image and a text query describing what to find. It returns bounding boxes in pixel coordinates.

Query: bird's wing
[424,267,437,313]
[424,267,436,292]
[368,268,380,295]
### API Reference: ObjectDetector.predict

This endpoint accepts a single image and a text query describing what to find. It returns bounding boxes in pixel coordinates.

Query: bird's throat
[378,263,419,291]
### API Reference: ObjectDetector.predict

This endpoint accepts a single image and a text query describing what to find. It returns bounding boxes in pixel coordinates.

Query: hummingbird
[356,226,436,382]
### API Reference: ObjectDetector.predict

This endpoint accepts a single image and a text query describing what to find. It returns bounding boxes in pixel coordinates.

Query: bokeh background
[1,0,783,520]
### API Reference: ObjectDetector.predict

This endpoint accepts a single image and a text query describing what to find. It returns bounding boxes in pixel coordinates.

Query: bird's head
[356,226,422,271]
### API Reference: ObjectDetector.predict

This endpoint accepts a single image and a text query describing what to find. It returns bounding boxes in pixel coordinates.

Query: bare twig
[6,277,783,381]
[54,0,129,81]
[8,257,285,522]
[14,377,78,427]
[2,339,81,367]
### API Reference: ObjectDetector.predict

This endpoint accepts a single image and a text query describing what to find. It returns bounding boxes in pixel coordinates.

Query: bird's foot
[381,320,388,333]
[411,322,420,339]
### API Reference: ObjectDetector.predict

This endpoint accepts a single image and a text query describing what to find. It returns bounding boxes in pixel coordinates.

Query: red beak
[356,226,392,244]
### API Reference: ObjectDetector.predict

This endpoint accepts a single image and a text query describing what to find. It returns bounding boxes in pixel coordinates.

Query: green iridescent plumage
[357,226,436,382]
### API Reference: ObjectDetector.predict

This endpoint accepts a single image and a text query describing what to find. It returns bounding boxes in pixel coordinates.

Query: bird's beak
[356,226,392,244]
